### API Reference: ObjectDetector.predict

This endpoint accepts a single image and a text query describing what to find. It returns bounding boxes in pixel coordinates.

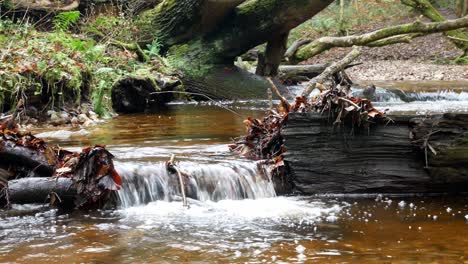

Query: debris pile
[0,118,121,209]
[231,78,388,185]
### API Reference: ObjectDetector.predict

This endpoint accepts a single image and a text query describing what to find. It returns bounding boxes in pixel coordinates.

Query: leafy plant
[145,39,162,58]
[53,11,80,31]
[92,67,119,116]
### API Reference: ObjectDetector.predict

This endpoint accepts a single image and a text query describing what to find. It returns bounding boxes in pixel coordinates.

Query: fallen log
[0,125,57,179]
[7,178,76,205]
[232,56,468,195]
[0,120,121,209]
[111,73,184,113]
[0,142,55,178]
[278,63,361,84]
[282,113,468,194]
[291,16,468,63]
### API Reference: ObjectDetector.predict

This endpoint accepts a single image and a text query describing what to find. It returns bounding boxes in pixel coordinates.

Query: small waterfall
[115,161,276,208]
[351,87,468,103]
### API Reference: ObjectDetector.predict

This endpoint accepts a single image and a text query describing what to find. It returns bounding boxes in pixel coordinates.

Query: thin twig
[446,35,468,43]
[168,154,188,208]
[267,87,273,112]
[266,77,291,110]
[338,97,361,110]
[149,91,242,117]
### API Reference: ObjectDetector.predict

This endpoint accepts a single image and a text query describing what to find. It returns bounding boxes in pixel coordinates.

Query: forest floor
[297,8,467,81]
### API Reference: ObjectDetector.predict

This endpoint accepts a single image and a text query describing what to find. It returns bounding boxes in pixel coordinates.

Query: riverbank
[295,5,467,82]
[347,59,467,81]
[303,38,467,81]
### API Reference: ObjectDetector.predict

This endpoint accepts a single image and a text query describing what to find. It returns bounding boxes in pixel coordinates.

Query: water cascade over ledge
[115,161,276,208]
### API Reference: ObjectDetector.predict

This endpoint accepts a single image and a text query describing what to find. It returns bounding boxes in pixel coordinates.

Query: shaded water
[2,82,468,263]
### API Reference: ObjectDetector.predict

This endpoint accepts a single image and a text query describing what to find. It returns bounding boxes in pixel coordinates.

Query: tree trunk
[456,0,468,17]
[282,113,468,194]
[155,0,334,98]
[256,33,289,76]
[136,0,247,48]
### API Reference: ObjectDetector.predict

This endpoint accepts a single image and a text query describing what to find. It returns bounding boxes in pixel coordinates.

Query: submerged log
[282,112,468,194]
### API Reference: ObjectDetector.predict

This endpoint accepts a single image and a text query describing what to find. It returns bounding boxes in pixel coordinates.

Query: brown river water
[1,82,468,263]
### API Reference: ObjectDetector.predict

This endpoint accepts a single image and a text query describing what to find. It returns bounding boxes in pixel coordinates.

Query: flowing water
[1,81,468,263]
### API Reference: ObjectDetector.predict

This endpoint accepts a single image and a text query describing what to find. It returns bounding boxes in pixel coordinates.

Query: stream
[1,82,468,263]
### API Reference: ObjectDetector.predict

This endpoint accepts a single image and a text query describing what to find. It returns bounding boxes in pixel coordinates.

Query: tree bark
[136,0,247,48]
[6,178,76,205]
[158,0,333,98]
[255,32,289,76]
[282,113,468,194]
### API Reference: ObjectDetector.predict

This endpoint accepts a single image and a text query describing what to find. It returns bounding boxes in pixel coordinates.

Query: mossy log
[402,0,468,57]
[136,0,247,48]
[126,0,332,98]
[111,74,181,113]
[282,113,468,194]
[165,0,333,71]
[293,16,468,63]
[4,0,80,12]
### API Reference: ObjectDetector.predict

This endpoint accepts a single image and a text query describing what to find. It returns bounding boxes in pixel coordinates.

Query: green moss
[0,18,147,115]
[135,0,203,47]
[166,41,215,77]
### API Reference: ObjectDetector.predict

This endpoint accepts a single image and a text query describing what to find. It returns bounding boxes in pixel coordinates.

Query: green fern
[145,39,162,58]
[53,11,80,31]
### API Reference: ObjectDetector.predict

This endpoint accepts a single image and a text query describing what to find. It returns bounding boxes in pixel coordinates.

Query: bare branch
[284,38,311,59]
[266,77,291,110]
[302,47,361,98]
[401,0,468,54]
[293,16,468,62]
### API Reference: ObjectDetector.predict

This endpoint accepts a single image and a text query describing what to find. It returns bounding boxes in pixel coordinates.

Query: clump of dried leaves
[0,118,121,209]
[230,83,387,174]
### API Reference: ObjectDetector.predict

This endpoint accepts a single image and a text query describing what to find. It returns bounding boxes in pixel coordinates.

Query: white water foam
[115,160,276,208]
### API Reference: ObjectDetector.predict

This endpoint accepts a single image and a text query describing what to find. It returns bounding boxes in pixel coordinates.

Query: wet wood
[0,143,55,178]
[7,178,76,205]
[282,113,468,194]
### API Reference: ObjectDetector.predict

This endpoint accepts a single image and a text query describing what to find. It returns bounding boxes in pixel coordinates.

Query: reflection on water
[3,81,468,263]
[1,197,467,263]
